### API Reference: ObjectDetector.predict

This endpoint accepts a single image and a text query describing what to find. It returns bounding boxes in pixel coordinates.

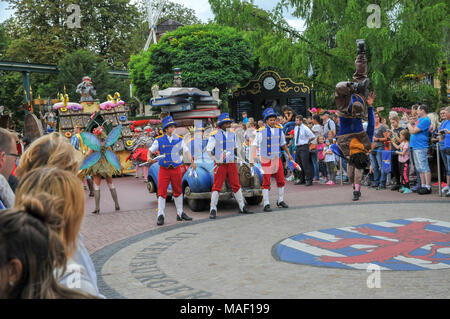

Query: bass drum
[24,114,44,143]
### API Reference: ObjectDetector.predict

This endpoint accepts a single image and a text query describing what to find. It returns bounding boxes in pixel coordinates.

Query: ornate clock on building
[263,76,276,90]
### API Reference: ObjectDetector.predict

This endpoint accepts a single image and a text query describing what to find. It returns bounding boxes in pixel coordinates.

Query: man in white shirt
[294,115,316,186]
[250,108,294,212]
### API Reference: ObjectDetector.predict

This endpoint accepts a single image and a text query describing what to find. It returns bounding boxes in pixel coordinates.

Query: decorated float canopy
[52,79,134,174]
[56,92,132,153]
[229,67,316,121]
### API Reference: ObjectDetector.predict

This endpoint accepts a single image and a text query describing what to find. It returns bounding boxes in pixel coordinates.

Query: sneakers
[442,186,449,193]
[402,188,412,194]
[418,187,432,195]
[432,182,447,187]
[325,180,335,185]
[399,186,406,193]
[286,175,295,182]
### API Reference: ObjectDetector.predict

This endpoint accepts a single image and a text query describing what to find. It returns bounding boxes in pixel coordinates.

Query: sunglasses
[6,153,20,158]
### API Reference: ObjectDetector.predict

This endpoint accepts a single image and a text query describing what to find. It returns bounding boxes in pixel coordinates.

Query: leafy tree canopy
[282,0,450,106]
[210,0,449,108]
[129,24,256,105]
[3,0,141,67]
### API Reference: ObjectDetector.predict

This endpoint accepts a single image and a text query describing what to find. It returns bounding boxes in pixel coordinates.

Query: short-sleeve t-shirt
[439,120,450,150]
[373,124,388,148]
[316,143,326,160]
[398,141,410,163]
[410,116,430,149]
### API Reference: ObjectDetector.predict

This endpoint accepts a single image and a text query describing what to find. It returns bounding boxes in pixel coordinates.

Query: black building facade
[229,67,316,122]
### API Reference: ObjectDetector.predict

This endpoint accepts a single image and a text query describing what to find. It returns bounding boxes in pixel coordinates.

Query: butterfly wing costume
[80,125,122,177]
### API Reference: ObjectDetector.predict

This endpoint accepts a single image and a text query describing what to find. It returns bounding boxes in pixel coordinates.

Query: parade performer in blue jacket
[206,113,254,219]
[251,108,295,212]
[331,39,376,201]
[147,116,196,226]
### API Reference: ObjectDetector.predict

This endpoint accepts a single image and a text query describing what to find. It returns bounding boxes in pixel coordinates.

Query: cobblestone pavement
[81,176,450,299]
[81,176,447,254]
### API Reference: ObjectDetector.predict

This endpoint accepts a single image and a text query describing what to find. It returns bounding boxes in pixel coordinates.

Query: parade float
[52,76,135,174]
[145,68,263,211]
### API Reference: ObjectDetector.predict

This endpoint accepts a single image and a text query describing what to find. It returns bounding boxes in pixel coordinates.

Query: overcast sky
[0,0,305,31]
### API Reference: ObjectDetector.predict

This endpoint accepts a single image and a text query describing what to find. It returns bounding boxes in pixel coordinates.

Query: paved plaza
[81,177,450,299]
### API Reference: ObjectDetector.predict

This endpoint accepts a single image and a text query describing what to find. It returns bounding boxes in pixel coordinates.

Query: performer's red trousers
[261,157,285,190]
[158,166,182,198]
[212,163,241,193]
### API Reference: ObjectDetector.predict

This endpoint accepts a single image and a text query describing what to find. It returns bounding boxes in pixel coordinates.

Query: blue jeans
[440,149,449,176]
[370,148,386,186]
[310,151,319,179]
[445,151,450,176]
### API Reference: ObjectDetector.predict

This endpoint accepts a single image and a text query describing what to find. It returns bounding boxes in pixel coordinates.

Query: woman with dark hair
[0,194,96,299]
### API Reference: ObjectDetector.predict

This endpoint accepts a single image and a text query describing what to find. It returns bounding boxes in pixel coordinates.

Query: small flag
[288,160,302,172]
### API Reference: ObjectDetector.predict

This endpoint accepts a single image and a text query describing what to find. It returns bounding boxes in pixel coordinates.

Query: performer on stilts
[331,39,376,201]
[250,108,295,212]
[147,116,195,226]
[80,124,122,214]
[207,113,254,219]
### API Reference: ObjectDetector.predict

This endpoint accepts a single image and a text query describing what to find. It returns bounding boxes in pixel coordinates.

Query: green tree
[0,21,12,58]
[284,0,450,107]
[130,0,203,54]
[54,49,131,103]
[208,0,333,100]
[159,1,202,25]
[439,59,448,107]
[129,24,256,106]
[209,0,308,79]
[0,71,25,119]
[4,0,141,67]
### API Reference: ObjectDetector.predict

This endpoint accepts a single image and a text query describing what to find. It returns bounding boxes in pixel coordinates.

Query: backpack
[327,120,338,134]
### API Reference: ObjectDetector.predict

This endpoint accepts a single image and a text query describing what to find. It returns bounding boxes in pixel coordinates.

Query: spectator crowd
[236,104,450,196]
